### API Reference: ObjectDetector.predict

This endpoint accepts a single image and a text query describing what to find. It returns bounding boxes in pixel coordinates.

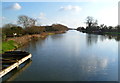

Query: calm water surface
[3,30,118,81]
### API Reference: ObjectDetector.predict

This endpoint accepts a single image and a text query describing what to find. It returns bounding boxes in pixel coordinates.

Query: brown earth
[6,31,66,46]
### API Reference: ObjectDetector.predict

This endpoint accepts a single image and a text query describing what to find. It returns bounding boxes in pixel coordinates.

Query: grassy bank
[2,40,19,53]
[79,30,120,35]
[2,31,66,53]
[2,34,47,53]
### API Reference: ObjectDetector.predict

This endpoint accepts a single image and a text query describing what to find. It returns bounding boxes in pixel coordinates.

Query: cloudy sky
[1,0,119,28]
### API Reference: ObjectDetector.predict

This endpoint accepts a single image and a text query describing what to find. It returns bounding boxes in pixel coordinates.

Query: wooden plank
[5,60,32,81]
[0,54,32,78]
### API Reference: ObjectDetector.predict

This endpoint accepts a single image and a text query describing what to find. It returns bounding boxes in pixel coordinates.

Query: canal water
[3,30,118,81]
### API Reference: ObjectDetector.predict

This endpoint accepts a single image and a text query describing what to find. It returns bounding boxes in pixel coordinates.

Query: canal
[3,30,118,81]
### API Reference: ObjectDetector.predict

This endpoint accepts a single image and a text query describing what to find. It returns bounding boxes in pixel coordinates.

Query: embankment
[2,31,66,53]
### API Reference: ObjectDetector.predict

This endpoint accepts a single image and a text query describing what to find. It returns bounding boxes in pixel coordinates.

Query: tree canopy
[17,15,36,28]
[85,16,98,28]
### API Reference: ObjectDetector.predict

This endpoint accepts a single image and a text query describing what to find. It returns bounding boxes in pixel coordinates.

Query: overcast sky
[1,0,119,28]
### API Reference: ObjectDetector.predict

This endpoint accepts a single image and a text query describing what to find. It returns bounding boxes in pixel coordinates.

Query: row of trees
[77,16,120,34]
[2,15,68,39]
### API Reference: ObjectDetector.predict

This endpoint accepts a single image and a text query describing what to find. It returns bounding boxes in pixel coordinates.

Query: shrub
[45,24,68,32]
[25,26,46,34]
[2,26,25,37]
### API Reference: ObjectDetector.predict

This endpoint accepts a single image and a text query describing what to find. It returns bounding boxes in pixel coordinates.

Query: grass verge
[2,40,19,53]
[48,33,55,35]
[105,32,120,34]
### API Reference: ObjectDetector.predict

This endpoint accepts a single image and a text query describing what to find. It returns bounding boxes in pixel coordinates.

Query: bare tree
[85,16,98,28]
[85,16,94,28]
[92,20,98,26]
[17,15,36,28]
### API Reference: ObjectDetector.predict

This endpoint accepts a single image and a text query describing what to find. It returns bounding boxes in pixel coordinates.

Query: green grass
[0,42,2,54]
[105,32,120,34]
[48,33,55,35]
[2,40,18,53]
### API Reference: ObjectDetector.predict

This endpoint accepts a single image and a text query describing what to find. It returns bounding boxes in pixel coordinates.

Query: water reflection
[86,33,120,46]
[99,35,108,41]
[118,41,120,82]
[80,55,107,73]
[4,30,118,81]
[49,34,64,40]
[17,38,46,53]
[3,60,32,82]
[86,34,98,46]
[102,35,120,41]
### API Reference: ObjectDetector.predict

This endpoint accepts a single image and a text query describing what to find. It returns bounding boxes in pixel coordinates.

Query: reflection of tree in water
[100,35,120,41]
[113,36,120,41]
[86,33,120,46]
[29,38,46,51]
[18,38,46,52]
[99,35,108,41]
[50,34,64,40]
[86,34,98,46]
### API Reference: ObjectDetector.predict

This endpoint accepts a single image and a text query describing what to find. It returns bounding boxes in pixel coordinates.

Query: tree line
[2,15,68,39]
[77,16,120,35]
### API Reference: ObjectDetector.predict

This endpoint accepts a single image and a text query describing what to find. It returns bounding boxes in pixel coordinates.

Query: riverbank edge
[2,31,66,53]
[76,29,120,36]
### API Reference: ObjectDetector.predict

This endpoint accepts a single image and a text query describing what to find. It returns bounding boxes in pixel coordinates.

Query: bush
[52,24,68,31]
[25,26,46,34]
[45,26,56,32]
[45,24,68,32]
[2,26,25,37]
[2,33,6,41]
